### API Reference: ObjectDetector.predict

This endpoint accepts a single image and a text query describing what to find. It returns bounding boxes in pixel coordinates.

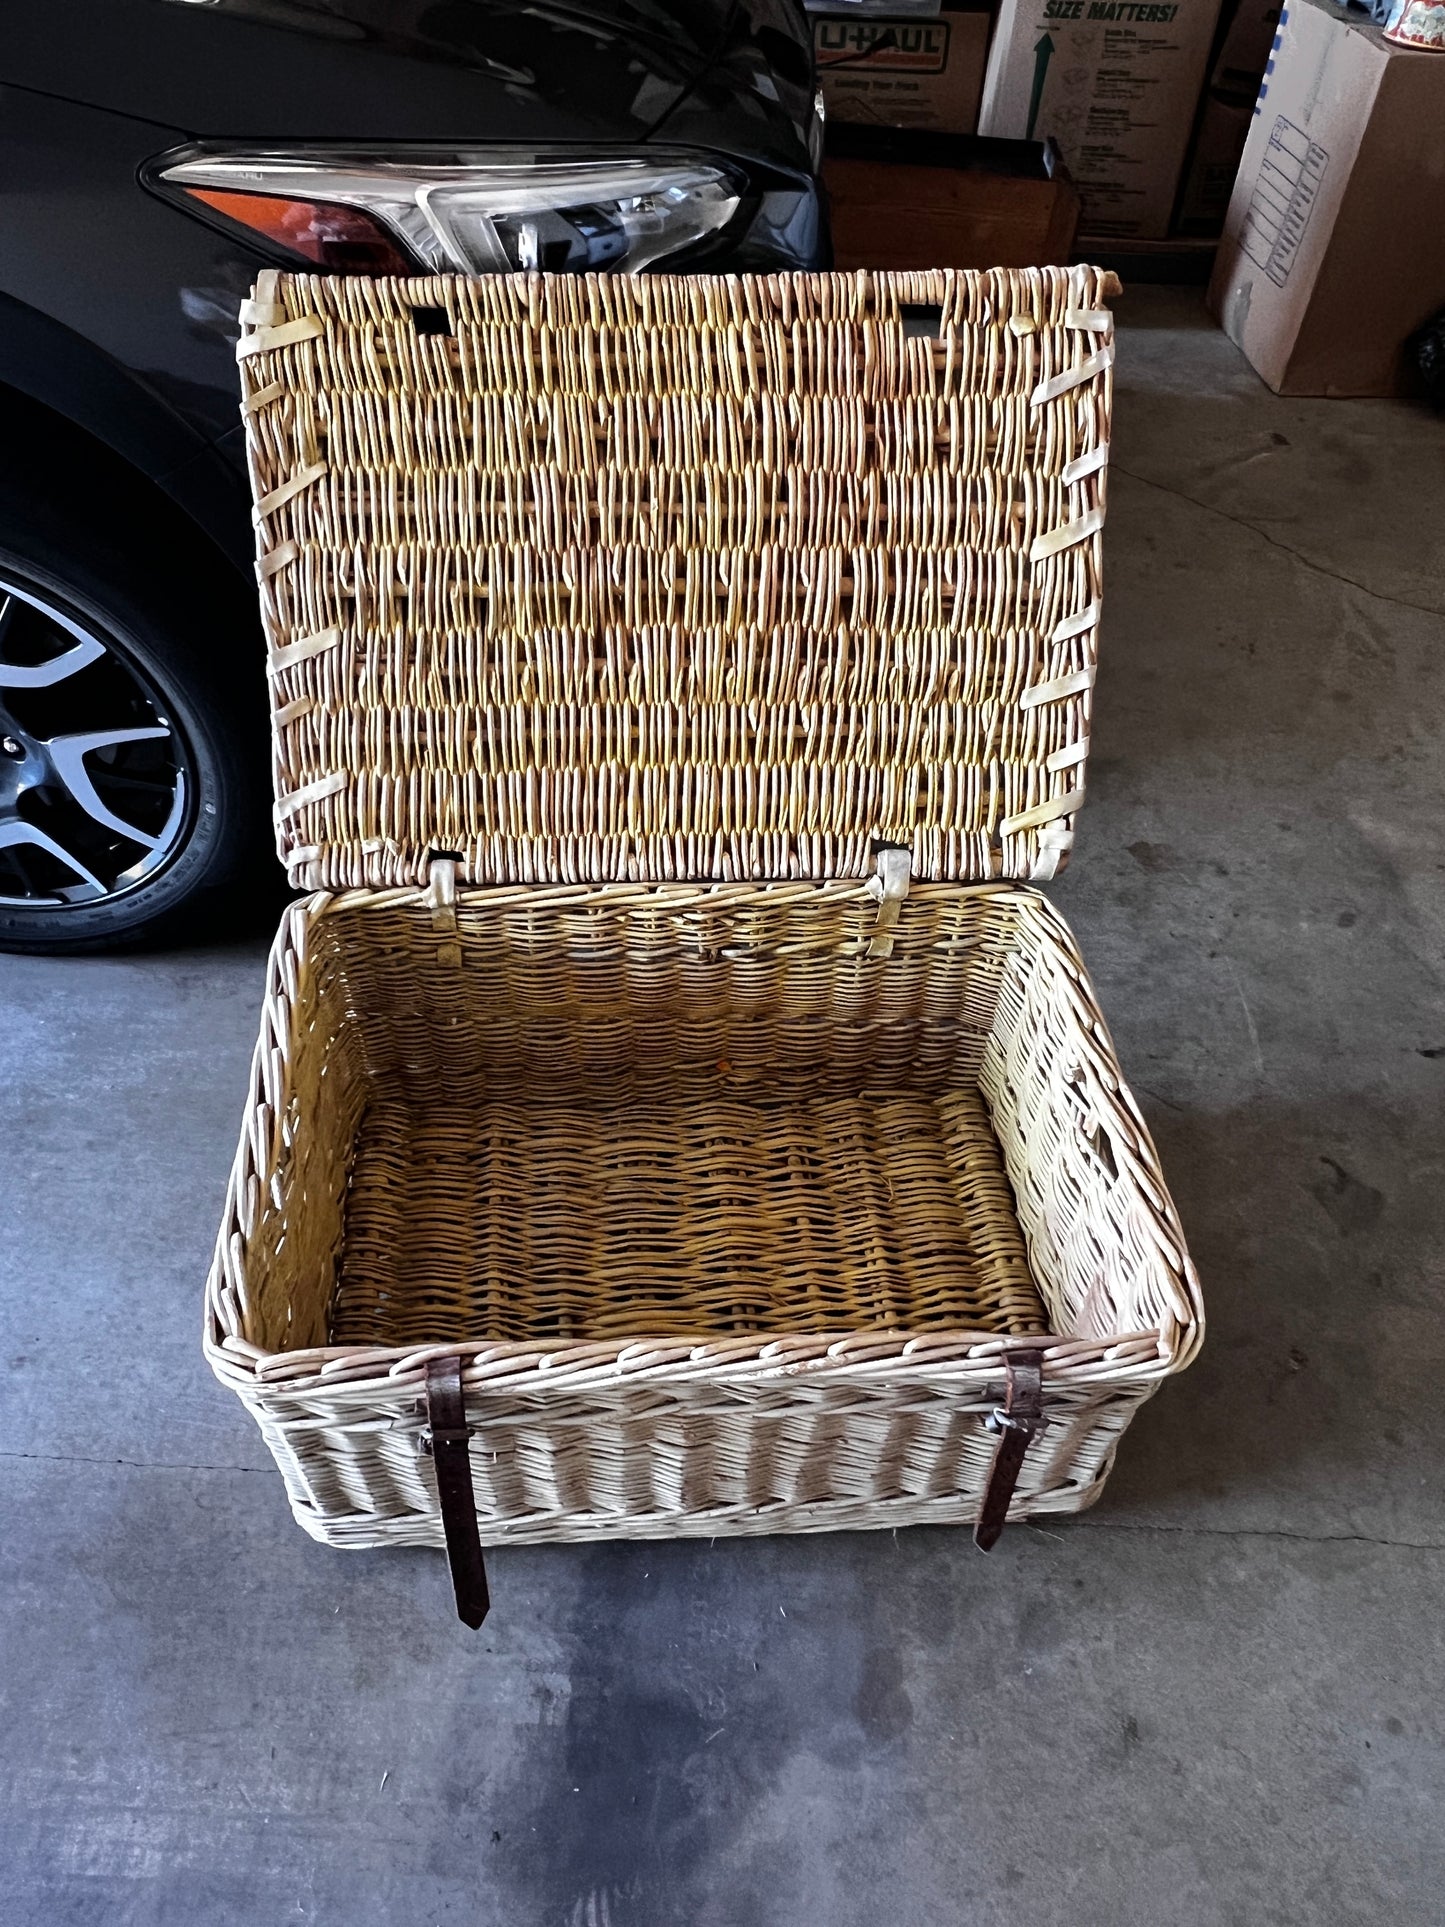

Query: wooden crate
[826,133,1080,270]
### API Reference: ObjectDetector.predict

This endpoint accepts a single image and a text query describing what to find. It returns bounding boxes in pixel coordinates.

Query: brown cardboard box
[1209,0,1445,394]
[825,131,1082,266]
[1175,95,1255,235]
[814,4,992,133]
[1211,0,1282,88]
[1174,0,1282,234]
[977,0,1226,239]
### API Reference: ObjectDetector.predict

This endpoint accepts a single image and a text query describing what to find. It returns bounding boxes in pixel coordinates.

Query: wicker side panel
[212,900,370,1356]
[979,893,1202,1362]
[239,267,1115,889]
[243,1374,1149,1549]
[208,900,369,1356]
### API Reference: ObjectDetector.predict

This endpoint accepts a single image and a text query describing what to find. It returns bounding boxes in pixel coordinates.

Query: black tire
[0,461,270,954]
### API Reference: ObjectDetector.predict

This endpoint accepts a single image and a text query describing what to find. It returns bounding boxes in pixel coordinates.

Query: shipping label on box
[815,7,992,132]
[1235,113,1331,285]
[978,0,1225,237]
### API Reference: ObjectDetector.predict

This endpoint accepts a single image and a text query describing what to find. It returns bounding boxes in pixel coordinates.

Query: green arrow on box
[1026,32,1055,140]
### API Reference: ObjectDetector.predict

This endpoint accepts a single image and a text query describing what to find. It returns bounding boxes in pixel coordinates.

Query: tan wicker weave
[207,266,1202,1556]
[245,267,1113,891]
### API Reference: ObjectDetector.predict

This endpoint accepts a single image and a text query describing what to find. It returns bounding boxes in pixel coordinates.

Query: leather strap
[974,1348,1046,1553]
[424,1356,489,1628]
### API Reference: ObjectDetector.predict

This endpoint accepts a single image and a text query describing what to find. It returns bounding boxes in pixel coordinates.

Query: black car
[0,0,825,951]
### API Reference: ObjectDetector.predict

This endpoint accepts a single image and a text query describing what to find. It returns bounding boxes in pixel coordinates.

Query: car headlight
[152,148,746,276]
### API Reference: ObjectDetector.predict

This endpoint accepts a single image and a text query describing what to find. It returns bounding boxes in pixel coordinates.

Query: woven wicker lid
[238,265,1117,890]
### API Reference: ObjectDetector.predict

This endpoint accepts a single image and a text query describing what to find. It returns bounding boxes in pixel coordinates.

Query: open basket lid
[238,265,1117,892]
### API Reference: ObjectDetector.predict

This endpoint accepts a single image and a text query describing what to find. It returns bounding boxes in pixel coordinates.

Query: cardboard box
[1174,0,1282,234]
[825,130,1081,266]
[1174,95,1254,233]
[977,0,1226,238]
[1209,0,1445,394]
[814,4,992,133]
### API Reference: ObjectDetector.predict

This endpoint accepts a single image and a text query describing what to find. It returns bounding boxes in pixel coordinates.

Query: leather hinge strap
[865,846,912,959]
[425,855,462,967]
[974,1347,1046,1553]
[423,1357,490,1628]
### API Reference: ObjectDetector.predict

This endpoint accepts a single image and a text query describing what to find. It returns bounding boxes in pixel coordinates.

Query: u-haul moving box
[815,4,993,133]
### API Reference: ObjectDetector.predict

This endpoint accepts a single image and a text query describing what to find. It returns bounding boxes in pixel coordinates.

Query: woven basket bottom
[328,1080,1049,1349]
[210,883,1201,1550]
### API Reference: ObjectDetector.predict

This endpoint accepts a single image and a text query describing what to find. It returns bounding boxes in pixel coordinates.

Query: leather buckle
[974,1348,1046,1553]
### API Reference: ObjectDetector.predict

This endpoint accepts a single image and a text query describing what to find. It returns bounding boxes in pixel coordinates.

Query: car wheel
[0,477,267,954]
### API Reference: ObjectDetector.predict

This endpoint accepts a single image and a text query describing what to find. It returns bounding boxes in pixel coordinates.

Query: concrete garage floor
[3,286,1444,1927]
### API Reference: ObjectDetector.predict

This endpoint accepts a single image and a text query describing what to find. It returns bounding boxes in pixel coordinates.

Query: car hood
[3,0,741,144]
[209,0,739,72]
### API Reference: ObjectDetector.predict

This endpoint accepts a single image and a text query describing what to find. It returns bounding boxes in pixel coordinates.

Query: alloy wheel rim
[0,575,193,910]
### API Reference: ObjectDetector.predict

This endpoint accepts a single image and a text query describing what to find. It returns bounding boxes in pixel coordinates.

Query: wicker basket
[208,265,1202,1623]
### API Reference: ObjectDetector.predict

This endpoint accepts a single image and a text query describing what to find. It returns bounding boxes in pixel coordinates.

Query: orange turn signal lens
[183,188,413,274]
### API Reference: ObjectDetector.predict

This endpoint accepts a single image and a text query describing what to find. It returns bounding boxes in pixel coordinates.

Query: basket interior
[247,884,1143,1356]
[334,1084,1045,1347]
